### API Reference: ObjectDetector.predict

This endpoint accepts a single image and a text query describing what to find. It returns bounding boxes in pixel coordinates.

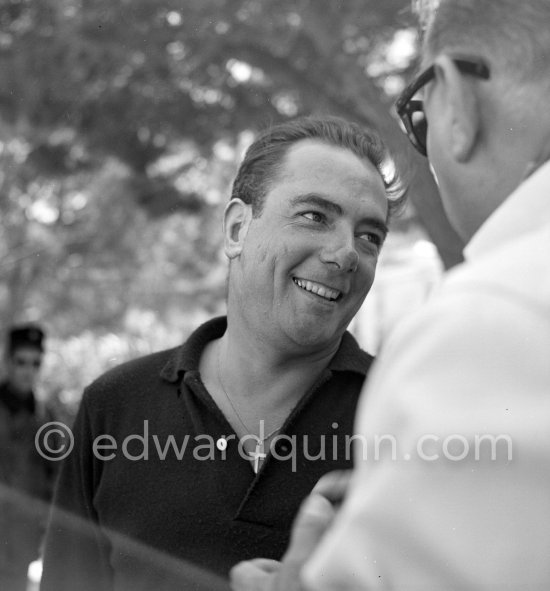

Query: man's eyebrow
[289,194,344,215]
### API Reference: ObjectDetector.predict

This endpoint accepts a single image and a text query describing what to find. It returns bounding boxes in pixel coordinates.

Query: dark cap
[7,324,45,354]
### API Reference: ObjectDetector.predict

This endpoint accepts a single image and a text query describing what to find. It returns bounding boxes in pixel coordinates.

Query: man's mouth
[292,277,342,302]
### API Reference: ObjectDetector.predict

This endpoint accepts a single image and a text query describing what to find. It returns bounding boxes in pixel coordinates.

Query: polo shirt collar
[328,331,373,374]
[159,316,372,383]
[159,317,226,382]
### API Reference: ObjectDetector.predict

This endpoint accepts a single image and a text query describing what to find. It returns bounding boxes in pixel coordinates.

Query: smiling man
[41,116,404,591]
[231,2,550,590]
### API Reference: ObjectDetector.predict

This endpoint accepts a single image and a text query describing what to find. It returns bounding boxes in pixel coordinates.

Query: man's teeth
[293,278,341,301]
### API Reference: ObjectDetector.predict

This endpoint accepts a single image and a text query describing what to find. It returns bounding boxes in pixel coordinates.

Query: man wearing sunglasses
[231,1,550,590]
[0,324,56,591]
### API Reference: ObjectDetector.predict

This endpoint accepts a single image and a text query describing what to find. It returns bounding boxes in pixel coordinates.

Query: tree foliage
[0,0,463,406]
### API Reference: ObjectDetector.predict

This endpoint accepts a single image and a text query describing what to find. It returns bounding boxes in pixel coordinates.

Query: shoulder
[389,223,550,351]
[446,225,550,321]
[81,346,180,408]
[358,237,550,435]
[378,264,549,374]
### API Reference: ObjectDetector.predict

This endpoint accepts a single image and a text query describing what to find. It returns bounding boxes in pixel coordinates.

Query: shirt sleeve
[40,392,115,591]
[302,286,550,590]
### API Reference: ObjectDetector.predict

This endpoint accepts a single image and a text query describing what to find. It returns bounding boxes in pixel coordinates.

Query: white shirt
[303,161,550,590]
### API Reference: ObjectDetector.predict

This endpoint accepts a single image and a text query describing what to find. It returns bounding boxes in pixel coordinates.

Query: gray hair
[415,0,550,84]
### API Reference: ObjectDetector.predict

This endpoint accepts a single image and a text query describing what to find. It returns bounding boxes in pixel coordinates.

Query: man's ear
[433,55,480,162]
[223,198,253,259]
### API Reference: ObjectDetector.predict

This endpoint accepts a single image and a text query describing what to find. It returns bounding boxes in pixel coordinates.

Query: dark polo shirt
[41,317,373,591]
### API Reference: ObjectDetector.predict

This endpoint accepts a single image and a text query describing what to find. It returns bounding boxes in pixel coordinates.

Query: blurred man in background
[232,1,550,589]
[0,324,56,591]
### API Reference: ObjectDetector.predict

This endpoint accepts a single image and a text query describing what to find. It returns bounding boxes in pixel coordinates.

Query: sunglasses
[396,58,490,156]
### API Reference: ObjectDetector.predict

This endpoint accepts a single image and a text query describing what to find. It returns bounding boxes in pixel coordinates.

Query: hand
[230,470,352,591]
[229,558,281,591]
[310,469,352,507]
[230,494,333,591]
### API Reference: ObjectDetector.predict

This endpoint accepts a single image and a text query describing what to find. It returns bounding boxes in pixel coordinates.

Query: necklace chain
[216,346,282,443]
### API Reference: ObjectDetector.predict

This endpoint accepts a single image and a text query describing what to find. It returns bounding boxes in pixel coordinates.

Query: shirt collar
[160,316,226,382]
[328,331,373,374]
[465,160,550,261]
[159,316,372,384]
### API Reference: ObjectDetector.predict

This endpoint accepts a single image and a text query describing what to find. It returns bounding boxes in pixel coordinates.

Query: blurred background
[0,0,462,421]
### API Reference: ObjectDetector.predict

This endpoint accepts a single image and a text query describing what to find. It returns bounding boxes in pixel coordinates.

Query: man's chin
[284,320,345,352]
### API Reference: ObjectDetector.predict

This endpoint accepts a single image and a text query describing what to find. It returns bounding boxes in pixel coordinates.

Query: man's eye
[301,211,325,223]
[357,232,383,247]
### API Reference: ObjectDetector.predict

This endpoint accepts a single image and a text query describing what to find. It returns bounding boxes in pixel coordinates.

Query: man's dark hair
[7,324,45,357]
[230,116,406,221]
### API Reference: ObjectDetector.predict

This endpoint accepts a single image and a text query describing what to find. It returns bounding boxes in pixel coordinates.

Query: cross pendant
[248,443,266,474]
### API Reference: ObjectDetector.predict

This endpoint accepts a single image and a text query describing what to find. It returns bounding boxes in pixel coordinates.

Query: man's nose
[319,233,359,272]
[22,368,36,380]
